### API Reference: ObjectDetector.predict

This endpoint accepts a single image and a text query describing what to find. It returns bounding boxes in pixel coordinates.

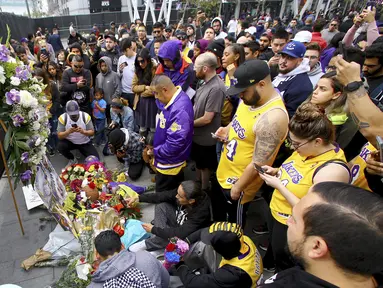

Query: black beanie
[108,129,125,149]
[207,39,225,59]
[210,231,241,260]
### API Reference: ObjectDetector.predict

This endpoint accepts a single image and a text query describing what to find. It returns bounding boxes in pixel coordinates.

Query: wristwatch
[344,81,364,92]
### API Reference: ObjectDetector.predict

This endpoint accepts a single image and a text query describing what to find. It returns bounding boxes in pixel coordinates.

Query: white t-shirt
[227,20,238,33]
[118,54,136,94]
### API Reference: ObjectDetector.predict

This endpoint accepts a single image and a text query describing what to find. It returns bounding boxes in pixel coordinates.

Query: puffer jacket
[153,88,193,172]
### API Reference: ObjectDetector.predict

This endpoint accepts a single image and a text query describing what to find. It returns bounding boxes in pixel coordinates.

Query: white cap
[293,30,312,43]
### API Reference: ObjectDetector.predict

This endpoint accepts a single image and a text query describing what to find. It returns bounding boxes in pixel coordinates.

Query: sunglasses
[330,24,338,26]
[177,36,187,40]
[153,30,162,34]
[74,65,83,69]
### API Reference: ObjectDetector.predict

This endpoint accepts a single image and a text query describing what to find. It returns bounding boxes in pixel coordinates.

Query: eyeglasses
[287,134,311,150]
[330,24,338,27]
[74,65,83,69]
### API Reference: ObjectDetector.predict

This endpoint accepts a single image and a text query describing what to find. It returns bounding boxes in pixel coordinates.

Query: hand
[230,184,242,201]
[362,8,376,23]
[366,152,383,176]
[226,63,236,78]
[268,55,280,66]
[116,150,125,158]
[354,14,364,26]
[77,79,86,88]
[214,127,229,142]
[75,127,85,134]
[119,63,127,72]
[97,37,104,47]
[334,56,362,86]
[142,223,153,233]
[145,86,151,91]
[259,172,283,189]
[109,122,116,129]
[67,127,77,134]
[261,165,279,176]
[41,54,48,62]
[125,197,138,207]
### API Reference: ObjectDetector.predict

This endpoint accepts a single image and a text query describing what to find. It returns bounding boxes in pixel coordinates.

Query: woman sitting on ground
[127,181,212,252]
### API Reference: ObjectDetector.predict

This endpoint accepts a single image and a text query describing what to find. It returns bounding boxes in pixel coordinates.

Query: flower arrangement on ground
[163,237,189,270]
[0,28,50,185]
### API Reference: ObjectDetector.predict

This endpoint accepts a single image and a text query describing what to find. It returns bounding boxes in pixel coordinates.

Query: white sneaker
[66,158,78,168]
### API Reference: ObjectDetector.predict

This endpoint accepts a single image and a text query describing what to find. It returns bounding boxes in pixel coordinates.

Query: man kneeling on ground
[88,230,169,288]
[57,100,99,166]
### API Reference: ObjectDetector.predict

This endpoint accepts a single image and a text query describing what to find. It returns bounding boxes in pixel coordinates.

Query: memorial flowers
[0,30,49,185]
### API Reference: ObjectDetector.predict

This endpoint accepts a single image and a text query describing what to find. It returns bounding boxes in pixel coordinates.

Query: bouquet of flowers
[163,237,189,270]
[0,27,50,186]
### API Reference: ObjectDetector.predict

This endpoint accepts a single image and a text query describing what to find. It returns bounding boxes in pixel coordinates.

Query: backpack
[62,111,87,126]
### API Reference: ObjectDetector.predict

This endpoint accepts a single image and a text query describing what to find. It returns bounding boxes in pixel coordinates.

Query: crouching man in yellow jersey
[212,60,289,227]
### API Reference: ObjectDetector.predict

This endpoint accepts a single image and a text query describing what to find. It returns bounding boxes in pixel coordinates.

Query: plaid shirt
[103,267,155,288]
[122,131,144,164]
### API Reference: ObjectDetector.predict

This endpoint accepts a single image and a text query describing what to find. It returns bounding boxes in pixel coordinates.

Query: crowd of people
[7,6,383,288]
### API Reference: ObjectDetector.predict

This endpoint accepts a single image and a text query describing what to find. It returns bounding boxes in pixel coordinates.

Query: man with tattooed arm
[212,60,289,226]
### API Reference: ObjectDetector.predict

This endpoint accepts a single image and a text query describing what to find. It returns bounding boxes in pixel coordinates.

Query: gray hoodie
[308,62,324,88]
[95,56,121,105]
[87,249,169,288]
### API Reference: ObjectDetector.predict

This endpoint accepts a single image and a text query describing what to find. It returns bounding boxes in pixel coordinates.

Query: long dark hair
[47,61,62,83]
[34,67,52,97]
[134,48,153,85]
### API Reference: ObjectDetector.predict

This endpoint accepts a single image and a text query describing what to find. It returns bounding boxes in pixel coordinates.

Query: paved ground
[0,145,272,287]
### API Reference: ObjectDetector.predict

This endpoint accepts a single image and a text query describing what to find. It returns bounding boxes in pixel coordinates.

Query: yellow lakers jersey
[270,145,347,225]
[219,235,263,288]
[349,142,376,192]
[217,97,287,204]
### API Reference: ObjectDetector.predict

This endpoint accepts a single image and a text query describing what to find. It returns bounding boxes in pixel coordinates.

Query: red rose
[166,243,176,252]
[113,224,124,237]
[88,182,96,189]
[94,164,100,170]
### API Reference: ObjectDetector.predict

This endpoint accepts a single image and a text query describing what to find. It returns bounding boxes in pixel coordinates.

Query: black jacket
[175,262,252,288]
[93,47,120,72]
[260,267,383,288]
[365,168,383,196]
[139,189,212,240]
[68,33,85,46]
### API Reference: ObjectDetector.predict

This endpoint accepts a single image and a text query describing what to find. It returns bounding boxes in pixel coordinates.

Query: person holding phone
[259,103,350,272]
[61,55,92,114]
[57,101,99,167]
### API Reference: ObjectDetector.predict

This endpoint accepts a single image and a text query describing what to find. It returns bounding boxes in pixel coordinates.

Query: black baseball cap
[226,59,270,96]
[104,34,116,42]
[110,21,115,25]
[165,25,173,32]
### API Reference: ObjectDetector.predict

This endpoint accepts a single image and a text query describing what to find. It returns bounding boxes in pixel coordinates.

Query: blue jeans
[48,116,58,151]
[95,118,106,145]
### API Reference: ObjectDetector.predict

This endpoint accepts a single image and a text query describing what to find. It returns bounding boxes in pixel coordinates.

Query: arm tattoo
[253,114,284,163]
[348,86,367,99]
[350,112,370,129]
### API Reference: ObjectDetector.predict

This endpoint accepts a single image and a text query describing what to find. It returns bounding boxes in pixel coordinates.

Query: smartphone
[339,43,348,62]
[99,34,104,39]
[71,124,78,128]
[40,47,49,57]
[211,132,227,142]
[253,163,265,174]
[376,136,383,162]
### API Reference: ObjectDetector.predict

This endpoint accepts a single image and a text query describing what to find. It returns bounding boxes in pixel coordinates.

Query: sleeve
[342,25,358,46]
[154,109,192,159]
[80,70,91,92]
[92,46,102,63]
[175,264,249,288]
[110,108,119,124]
[59,37,64,50]
[91,100,95,109]
[117,56,123,77]
[85,113,94,130]
[60,70,78,92]
[112,73,121,99]
[123,108,135,132]
[100,100,107,109]
[364,168,383,196]
[367,21,379,46]
[49,82,61,115]
[151,217,201,239]
[57,115,66,132]
[181,65,195,92]
[138,189,177,204]
[185,228,205,244]
[132,73,146,93]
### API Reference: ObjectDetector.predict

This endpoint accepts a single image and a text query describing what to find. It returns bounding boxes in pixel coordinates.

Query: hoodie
[156,40,194,92]
[320,47,335,72]
[95,56,121,104]
[88,249,169,288]
[308,62,324,87]
[211,17,228,40]
[273,59,312,118]
[93,42,120,72]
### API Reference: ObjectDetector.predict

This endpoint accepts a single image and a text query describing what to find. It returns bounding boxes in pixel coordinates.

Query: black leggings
[57,139,99,160]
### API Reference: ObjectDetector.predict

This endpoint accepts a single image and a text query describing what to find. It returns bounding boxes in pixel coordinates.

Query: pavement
[0,145,272,287]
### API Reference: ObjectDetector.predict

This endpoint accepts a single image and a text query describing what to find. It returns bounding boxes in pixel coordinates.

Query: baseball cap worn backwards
[226,59,270,96]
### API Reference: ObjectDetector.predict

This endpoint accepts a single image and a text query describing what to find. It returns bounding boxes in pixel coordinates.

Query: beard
[243,87,261,106]
[196,70,205,80]
[364,66,383,78]
[288,237,309,270]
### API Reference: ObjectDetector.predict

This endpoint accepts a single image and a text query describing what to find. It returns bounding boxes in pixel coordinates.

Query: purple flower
[5,89,21,105]
[21,170,32,182]
[0,45,10,62]
[21,152,29,163]
[15,66,29,81]
[12,114,25,127]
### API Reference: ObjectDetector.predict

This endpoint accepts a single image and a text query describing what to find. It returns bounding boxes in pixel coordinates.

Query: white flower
[35,137,42,146]
[32,122,40,131]
[19,90,38,108]
[31,84,42,94]
[0,66,5,84]
[10,76,21,86]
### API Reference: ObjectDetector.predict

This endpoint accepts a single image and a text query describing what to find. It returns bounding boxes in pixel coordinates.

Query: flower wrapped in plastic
[163,237,189,270]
